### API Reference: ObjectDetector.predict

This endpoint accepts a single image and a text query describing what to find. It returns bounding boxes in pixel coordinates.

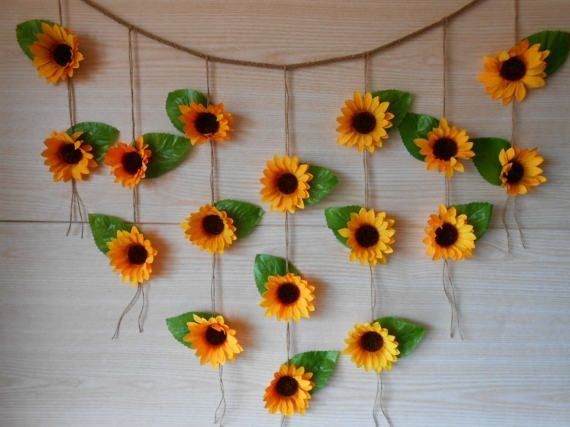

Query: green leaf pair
[16,19,55,60]
[166,89,208,134]
[306,165,339,206]
[254,254,299,294]
[88,214,133,254]
[472,137,511,186]
[324,205,361,246]
[288,351,340,392]
[398,112,439,161]
[526,30,570,76]
[371,89,414,129]
[375,317,426,357]
[213,200,264,240]
[66,122,120,163]
[166,311,215,349]
[453,201,493,240]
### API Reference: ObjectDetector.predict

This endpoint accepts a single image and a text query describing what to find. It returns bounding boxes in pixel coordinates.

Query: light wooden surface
[1,0,569,426]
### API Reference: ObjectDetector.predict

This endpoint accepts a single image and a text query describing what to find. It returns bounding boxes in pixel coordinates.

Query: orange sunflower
[264,364,314,416]
[181,204,237,254]
[104,136,151,189]
[42,130,96,182]
[260,273,315,322]
[344,321,399,373]
[499,145,547,196]
[179,102,233,145]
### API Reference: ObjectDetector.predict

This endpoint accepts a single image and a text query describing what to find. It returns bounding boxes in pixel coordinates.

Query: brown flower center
[277,282,301,305]
[435,223,459,247]
[195,112,219,135]
[360,331,383,352]
[127,244,148,265]
[355,225,380,248]
[504,161,524,184]
[352,111,377,134]
[205,326,227,346]
[275,376,299,397]
[203,214,225,236]
[433,137,458,161]
[500,56,527,81]
[53,43,73,66]
[277,173,299,195]
[59,143,83,164]
[122,152,143,174]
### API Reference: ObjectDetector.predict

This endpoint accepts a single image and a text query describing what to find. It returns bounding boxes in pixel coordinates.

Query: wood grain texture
[0,0,569,426]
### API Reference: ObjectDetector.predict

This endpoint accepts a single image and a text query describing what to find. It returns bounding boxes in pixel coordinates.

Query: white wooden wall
[1,0,569,426]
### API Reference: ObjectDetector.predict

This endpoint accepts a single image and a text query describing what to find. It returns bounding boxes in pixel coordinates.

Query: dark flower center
[127,244,148,265]
[277,173,298,195]
[195,112,219,135]
[504,161,524,184]
[275,376,299,397]
[352,112,377,134]
[205,326,227,346]
[122,152,143,174]
[59,143,83,164]
[360,331,383,352]
[355,225,380,248]
[435,223,459,247]
[433,137,458,161]
[203,214,225,235]
[277,283,301,305]
[53,43,73,66]
[500,56,527,81]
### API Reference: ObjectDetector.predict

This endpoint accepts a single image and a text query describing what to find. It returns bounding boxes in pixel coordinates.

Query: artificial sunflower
[178,102,233,145]
[338,208,396,267]
[478,39,550,104]
[29,22,84,84]
[499,145,547,196]
[336,91,394,152]
[423,204,476,261]
[414,118,475,177]
[260,155,313,213]
[104,136,151,189]
[260,273,315,322]
[107,226,157,286]
[42,130,96,182]
[264,363,314,416]
[183,314,243,367]
[181,204,237,254]
[344,321,399,373]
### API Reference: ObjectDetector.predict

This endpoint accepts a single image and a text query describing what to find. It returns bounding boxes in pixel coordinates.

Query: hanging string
[372,373,391,427]
[112,285,142,339]
[502,196,512,253]
[128,27,141,226]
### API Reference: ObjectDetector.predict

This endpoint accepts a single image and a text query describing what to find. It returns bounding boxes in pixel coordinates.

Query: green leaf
[143,133,191,179]
[165,89,207,133]
[88,213,132,254]
[398,112,439,161]
[166,311,214,348]
[472,137,511,186]
[373,89,414,128]
[324,205,361,246]
[305,165,339,206]
[288,351,340,392]
[214,199,264,239]
[453,202,493,240]
[16,19,55,60]
[376,317,426,357]
[254,254,299,294]
[526,30,570,76]
[67,122,120,163]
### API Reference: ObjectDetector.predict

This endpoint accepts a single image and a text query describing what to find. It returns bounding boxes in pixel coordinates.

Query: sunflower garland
[181,204,237,254]
[42,130,97,182]
[499,145,546,196]
[260,273,315,322]
[104,136,151,189]
[264,363,314,415]
[344,321,400,373]
[179,102,233,145]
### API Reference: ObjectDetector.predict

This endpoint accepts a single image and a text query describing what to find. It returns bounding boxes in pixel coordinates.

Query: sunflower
[414,118,475,178]
[423,204,476,261]
[478,39,550,104]
[499,145,546,196]
[107,226,157,286]
[181,204,237,254]
[260,273,315,322]
[260,155,313,213]
[29,22,84,84]
[178,102,233,145]
[104,136,151,189]
[338,208,396,267]
[41,130,97,182]
[344,321,399,373]
[336,91,394,152]
[183,314,243,367]
[264,363,314,416]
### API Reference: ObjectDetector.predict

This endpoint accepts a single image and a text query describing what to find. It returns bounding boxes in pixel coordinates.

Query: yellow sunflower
[338,208,396,267]
[478,39,550,104]
[499,145,547,196]
[29,22,84,84]
[179,102,233,145]
[260,273,315,322]
[264,363,314,416]
[181,204,237,254]
[336,91,394,153]
[423,204,476,261]
[260,155,313,213]
[183,314,243,368]
[344,321,399,373]
[107,226,157,286]
[104,136,151,189]
[42,130,97,182]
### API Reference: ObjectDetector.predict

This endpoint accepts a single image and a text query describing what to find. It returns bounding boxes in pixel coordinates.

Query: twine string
[369,265,376,322]
[214,365,227,425]
[112,285,142,339]
[138,282,147,333]
[442,260,464,339]
[513,196,526,248]
[372,373,391,427]
[128,27,141,226]
[502,196,512,253]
